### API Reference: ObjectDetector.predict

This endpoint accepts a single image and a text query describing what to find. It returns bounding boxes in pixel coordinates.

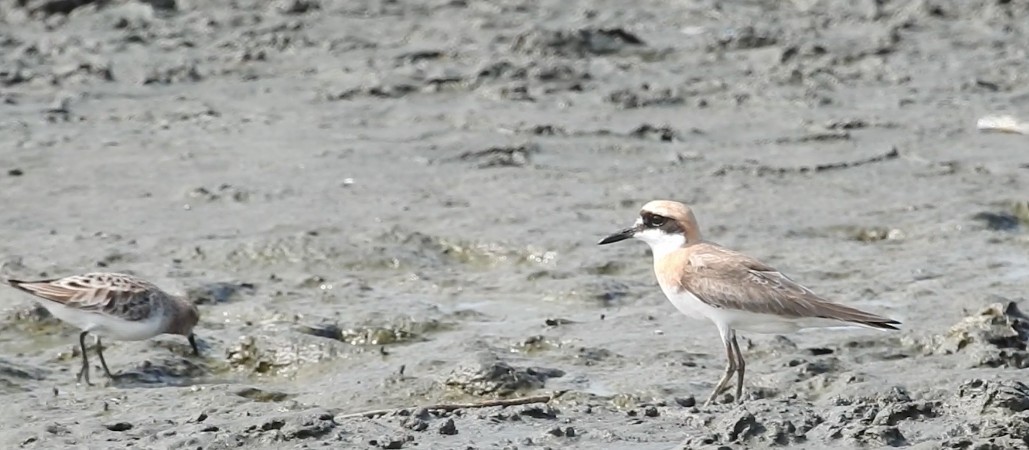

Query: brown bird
[599,200,900,406]
[3,273,200,385]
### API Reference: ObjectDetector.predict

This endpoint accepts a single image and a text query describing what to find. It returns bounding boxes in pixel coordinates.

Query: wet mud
[1,0,1029,448]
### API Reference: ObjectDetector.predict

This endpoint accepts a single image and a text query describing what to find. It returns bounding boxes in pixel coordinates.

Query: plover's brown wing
[5,273,156,321]
[670,244,900,330]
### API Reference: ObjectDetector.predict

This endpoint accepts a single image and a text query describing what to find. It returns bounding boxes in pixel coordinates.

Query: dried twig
[713,147,900,176]
[336,391,568,420]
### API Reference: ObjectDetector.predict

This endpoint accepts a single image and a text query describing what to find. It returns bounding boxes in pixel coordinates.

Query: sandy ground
[1,0,1029,448]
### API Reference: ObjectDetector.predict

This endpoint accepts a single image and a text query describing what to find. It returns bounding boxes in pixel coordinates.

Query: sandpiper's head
[598,200,702,257]
[170,300,201,355]
[168,298,198,333]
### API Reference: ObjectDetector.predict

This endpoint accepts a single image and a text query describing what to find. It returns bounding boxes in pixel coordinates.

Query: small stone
[105,422,133,432]
[45,423,68,435]
[439,418,458,435]
[8,169,23,176]
[47,95,70,113]
[375,436,404,449]
[518,404,558,419]
[644,406,659,417]
[675,396,697,407]
[273,0,319,14]
[546,426,564,437]
[401,418,428,432]
[565,427,576,437]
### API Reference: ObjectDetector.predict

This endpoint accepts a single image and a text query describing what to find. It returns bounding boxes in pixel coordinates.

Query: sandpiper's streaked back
[3,272,201,385]
[598,200,900,406]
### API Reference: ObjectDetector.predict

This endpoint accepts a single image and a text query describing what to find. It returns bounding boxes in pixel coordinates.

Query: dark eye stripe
[642,213,666,227]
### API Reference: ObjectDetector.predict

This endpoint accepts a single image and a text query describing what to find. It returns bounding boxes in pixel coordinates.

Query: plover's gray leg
[705,327,738,406]
[729,331,746,403]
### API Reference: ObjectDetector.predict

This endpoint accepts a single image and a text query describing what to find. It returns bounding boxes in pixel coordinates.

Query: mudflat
[1,0,1028,448]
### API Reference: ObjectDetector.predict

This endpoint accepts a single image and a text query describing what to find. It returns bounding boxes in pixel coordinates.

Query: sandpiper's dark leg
[76,331,92,386]
[95,336,115,379]
[730,331,746,403]
[188,333,200,356]
[705,327,738,407]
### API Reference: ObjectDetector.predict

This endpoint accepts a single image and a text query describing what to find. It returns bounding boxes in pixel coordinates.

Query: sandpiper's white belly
[40,302,166,341]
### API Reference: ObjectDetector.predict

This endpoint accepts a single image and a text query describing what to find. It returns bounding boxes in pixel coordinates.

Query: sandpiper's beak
[188,333,200,356]
[598,226,638,245]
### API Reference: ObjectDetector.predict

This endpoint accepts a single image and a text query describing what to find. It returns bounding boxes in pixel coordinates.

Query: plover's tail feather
[852,317,901,331]
[798,297,902,330]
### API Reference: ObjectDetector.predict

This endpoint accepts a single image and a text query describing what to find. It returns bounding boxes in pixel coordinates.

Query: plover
[598,200,900,406]
[3,272,200,385]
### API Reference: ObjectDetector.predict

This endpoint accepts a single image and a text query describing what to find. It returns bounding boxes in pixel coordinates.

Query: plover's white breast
[659,283,715,322]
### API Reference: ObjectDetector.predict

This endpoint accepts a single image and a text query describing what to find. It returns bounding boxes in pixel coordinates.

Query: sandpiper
[598,200,899,406]
[3,272,200,385]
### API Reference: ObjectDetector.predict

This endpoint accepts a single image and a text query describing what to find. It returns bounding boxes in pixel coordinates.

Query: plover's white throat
[598,200,900,406]
[3,272,201,385]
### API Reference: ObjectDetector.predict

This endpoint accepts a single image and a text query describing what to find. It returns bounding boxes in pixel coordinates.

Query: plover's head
[598,200,702,258]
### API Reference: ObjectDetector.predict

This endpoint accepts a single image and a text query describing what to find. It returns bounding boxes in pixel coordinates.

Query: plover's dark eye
[644,214,666,227]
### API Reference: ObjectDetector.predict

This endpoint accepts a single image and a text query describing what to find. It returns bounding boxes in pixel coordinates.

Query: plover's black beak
[598,226,637,245]
[188,333,200,356]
